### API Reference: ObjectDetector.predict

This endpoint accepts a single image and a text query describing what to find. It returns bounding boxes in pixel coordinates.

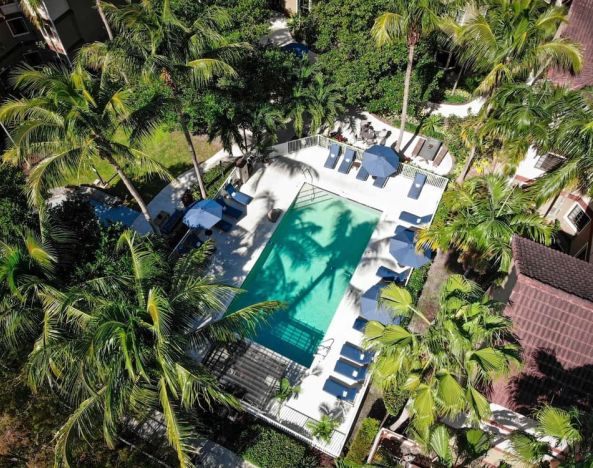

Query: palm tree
[510,406,591,466]
[28,231,281,467]
[0,229,56,353]
[365,275,521,439]
[288,68,345,138]
[418,175,555,275]
[442,0,583,180]
[0,65,169,233]
[90,1,247,199]
[372,0,450,151]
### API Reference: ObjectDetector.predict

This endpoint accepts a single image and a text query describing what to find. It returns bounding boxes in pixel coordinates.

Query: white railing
[242,401,348,458]
[277,136,449,190]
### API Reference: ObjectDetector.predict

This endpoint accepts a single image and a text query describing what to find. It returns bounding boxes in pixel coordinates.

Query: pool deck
[207,139,447,456]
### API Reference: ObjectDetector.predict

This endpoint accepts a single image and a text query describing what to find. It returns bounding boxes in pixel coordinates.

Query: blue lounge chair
[356,166,370,181]
[324,143,342,169]
[334,359,368,382]
[323,377,359,402]
[340,342,373,365]
[376,266,411,285]
[215,219,233,232]
[353,317,368,332]
[215,198,243,219]
[161,208,186,235]
[337,148,356,174]
[408,173,427,200]
[225,183,253,206]
[373,176,388,188]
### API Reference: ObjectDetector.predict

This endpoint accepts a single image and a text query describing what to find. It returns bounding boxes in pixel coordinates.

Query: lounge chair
[322,377,359,402]
[432,145,448,166]
[340,342,373,365]
[399,211,431,226]
[373,176,388,188]
[161,208,186,235]
[215,197,243,219]
[334,359,368,382]
[215,219,233,232]
[411,138,425,158]
[353,317,368,332]
[324,143,341,169]
[356,166,370,181]
[376,266,411,285]
[407,173,427,200]
[225,183,253,206]
[337,148,356,174]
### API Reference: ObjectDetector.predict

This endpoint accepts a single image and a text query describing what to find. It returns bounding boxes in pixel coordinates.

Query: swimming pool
[227,184,380,367]
[90,199,140,227]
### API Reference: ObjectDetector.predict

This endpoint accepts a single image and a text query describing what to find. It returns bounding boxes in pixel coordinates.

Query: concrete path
[131,145,243,234]
[195,439,257,468]
[428,97,485,118]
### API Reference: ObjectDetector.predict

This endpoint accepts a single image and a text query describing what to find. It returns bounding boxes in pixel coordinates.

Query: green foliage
[0,164,36,244]
[239,424,319,468]
[275,377,301,405]
[383,386,408,418]
[189,162,235,201]
[304,0,443,114]
[306,414,340,443]
[406,263,430,302]
[345,418,381,464]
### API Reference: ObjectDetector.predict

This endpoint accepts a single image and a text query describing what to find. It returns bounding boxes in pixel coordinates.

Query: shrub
[345,418,381,465]
[407,263,431,302]
[239,424,318,468]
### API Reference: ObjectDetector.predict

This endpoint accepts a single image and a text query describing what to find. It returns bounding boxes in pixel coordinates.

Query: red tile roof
[548,0,593,89]
[489,237,593,412]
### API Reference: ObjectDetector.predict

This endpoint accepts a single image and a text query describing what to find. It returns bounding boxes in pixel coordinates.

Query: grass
[61,126,222,204]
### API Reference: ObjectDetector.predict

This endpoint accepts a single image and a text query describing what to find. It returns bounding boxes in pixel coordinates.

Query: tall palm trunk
[179,110,207,199]
[96,0,113,40]
[164,71,208,200]
[457,145,476,182]
[397,40,416,151]
[104,154,159,234]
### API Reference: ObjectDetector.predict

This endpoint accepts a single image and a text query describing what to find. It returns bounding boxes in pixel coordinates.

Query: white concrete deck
[207,139,447,456]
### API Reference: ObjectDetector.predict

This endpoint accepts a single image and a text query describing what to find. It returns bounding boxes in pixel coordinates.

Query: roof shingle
[512,236,593,303]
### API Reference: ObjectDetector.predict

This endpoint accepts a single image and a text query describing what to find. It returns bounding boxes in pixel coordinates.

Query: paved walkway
[195,439,257,468]
[131,144,243,234]
[428,97,485,118]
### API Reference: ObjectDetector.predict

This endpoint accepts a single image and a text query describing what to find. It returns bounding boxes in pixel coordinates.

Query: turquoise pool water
[227,184,380,367]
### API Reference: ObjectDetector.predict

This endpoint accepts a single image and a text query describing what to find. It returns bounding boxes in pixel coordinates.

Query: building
[548,0,593,89]
[514,148,593,262]
[0,0,108,89]
[491,236,593,413]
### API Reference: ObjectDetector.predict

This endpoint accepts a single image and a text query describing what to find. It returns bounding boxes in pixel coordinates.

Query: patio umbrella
[389,227,431,268]
[361,145,400,177]
[359,283,401,325]
[183,199,223,229]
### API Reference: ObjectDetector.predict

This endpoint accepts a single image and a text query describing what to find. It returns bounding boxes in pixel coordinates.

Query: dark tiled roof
[512,236,593,303]
[488,237,593,412]
[548,0,593,89]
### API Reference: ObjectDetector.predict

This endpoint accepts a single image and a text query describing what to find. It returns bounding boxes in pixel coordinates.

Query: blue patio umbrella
[361,145,400,178]
[359,283,401,325]
[389,226,432,268]
[183,199,223,229]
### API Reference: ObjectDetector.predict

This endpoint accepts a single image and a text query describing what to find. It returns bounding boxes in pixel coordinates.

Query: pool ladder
[316,338,334,358]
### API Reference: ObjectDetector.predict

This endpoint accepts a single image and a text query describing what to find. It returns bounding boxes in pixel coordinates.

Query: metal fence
[242,401,348,458]
[281,135,449,190]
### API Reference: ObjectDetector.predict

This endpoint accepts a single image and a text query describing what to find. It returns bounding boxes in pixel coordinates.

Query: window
[567,204,591,232]
[535,153,564,171]
[576,244,589,261]
[6,16,29,37]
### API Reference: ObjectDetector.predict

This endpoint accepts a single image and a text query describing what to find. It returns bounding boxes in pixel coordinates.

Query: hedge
[239,424,318,468]
[407,263,431,302]
[345,418,381,465]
